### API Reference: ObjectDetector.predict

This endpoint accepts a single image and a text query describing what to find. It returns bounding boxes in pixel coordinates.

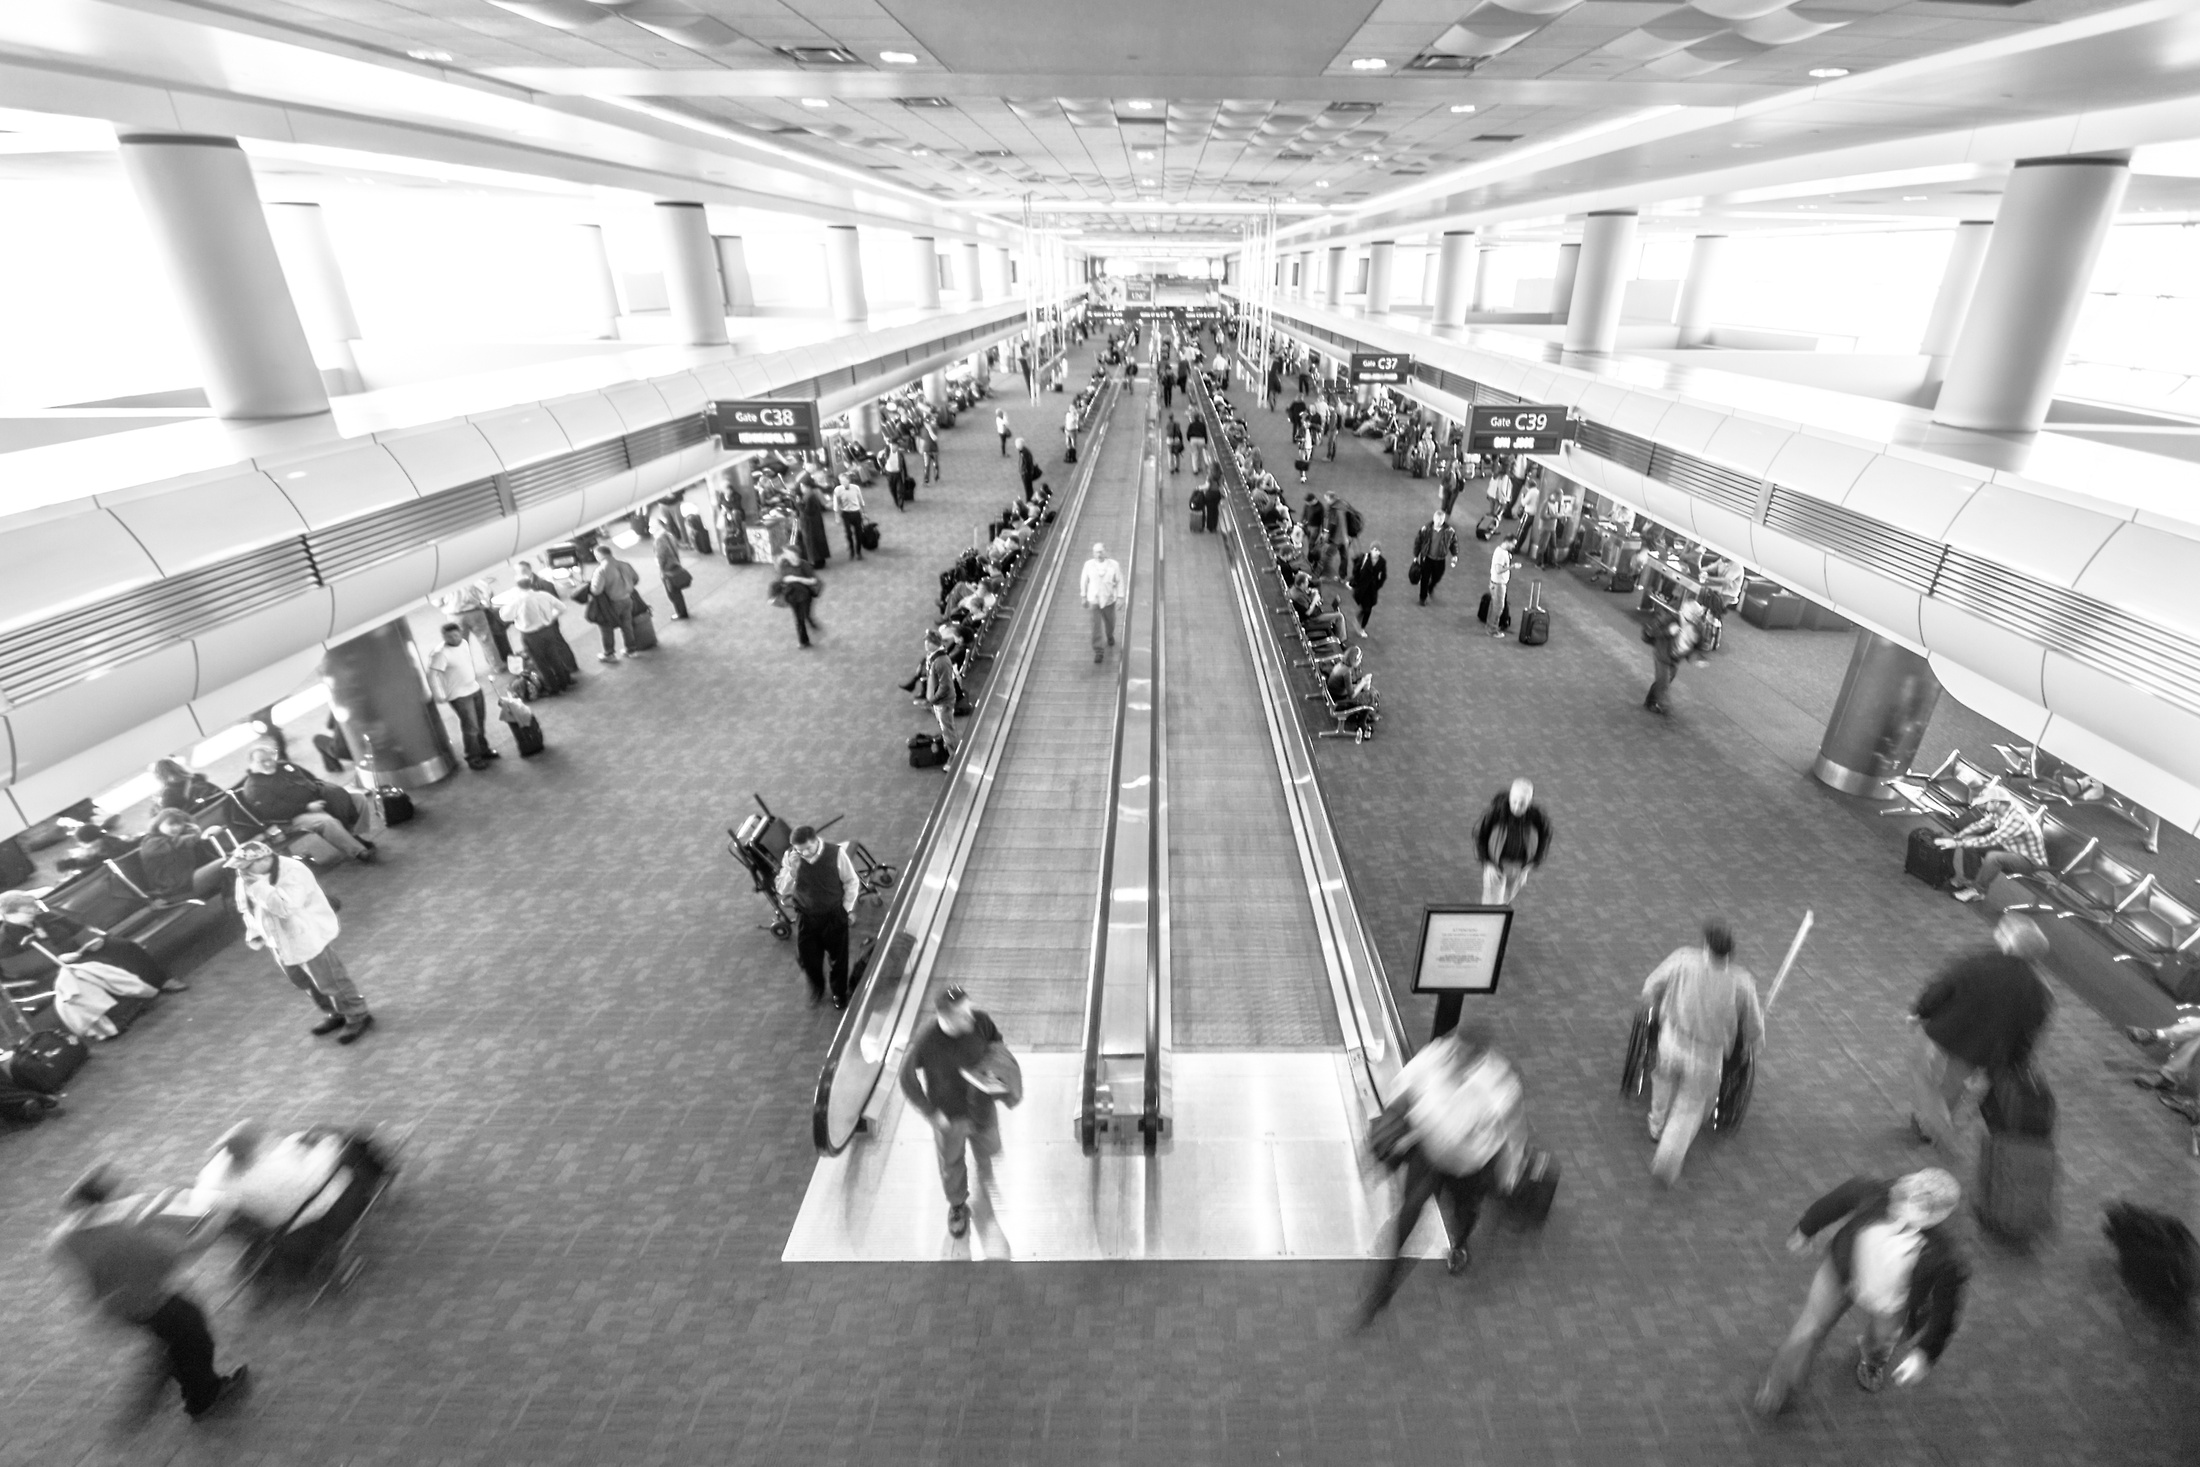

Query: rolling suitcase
[9,1029,88,1094]
[860,518,881,552]
[1503,1146,1560,1226]
[626,607,659,652]
[1905,826,1956,889]
[1975,1133,2056,1241]
[511,718,546,757]
[1518,582,1549,646]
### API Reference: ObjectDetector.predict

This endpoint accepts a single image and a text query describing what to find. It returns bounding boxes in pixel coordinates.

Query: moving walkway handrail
[1143,460,1170,1145]
[812,379,1122,1155]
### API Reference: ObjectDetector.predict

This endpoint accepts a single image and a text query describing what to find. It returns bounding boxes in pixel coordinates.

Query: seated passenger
[1325,646,1376,712]
[138,810,229,904]
[1289,573,1343,641]
[196,1122,391,1271]
[150,757,223,814]
[1933,785,2048,905]
[236,748,375,865]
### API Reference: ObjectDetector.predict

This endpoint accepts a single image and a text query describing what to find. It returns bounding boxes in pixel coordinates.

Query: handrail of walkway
[1188,365,1416,1105]
[811,376,1122,1156]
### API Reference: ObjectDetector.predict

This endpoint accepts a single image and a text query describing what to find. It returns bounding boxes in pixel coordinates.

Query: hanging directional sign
[1350,351,1414,385]
[715,399,820,451]
[1468,403,1576,455]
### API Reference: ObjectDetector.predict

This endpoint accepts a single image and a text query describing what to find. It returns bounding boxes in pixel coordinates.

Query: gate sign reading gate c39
[716,399,820,451]
[1349,352,1413,385]
[1468,404,1575,455]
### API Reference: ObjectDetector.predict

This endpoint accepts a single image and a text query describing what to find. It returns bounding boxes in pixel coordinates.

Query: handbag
[967,1039,1024,1108]
[1407,561,1421,586]
[1367,1097,1413,1168]
[665,564,694,592]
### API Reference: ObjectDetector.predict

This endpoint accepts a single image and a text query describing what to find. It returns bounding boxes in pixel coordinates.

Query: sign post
[1467,403,1575,455]
[1410,904,1515,1040]
[1350,351,1414,387]
[713,399,820,453]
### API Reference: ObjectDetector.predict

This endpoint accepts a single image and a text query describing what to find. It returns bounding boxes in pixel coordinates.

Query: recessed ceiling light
[1450,104,1477,114]
[1315,180,1330,188]
[1902,195,1927,201]
[1127,100,1154,111]
[1731,142,1759,149]
[800,97,829,108]
[913,147,930,156]
[1809,67,1850,79]
[1135,150,1155,160]
[1351,58,1387,71]
[1362,153,1381,162]
[880,51,917,64]
[407,48,453,62]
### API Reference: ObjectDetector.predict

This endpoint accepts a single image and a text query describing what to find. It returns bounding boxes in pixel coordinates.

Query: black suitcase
[1504,1146,1560,1226]
[908,733,951,769]
[859,519,881,552]
[1065,442,1078,464]
[1905,826,1956,889]
[0,1074,59,1124]
[376,787,415,825]
[2104,1202,2197,1320]
[10,1029,88,1094]
[512,719,546,758]
[685,516,712,555]
[1518,582,1549,646]
[1975,1132,2056,1241]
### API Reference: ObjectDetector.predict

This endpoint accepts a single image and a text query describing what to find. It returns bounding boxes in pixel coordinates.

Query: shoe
[1908,1114,1935,1145]
[2134,1074,2178,1093]
[355,846,378,865]
[160,980,190,994]
[336,1014,375,1045]
[1094,650,1103,663]
[948,1204,970,1239]
[311,1015,347,1036]
[1951,887,1984,903]
[2127,1025,2159,1045]
[189,1366,250,1421]
[485,750,501,760]
[1855,1352,1888,1393]
[598,654,619,663]
[833,997,848,1012]
[1445,1244,1472,1276]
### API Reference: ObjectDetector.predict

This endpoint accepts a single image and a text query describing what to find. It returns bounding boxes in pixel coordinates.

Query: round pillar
[654,201,728,346]
[1325,246,1346,308]
[264,202,362,393]
[912,235,941,309]
[1549,241,1581,323]
[1934,155,2130,433]
[117,134,328,420]
[825,224,868,322]
[714,234,756,315]
[1365,240,1396,314]
[961,240,985,302]
[577,223,621,338]
[1471,245,1496,313]
[321,620,456,790]
[1812,632,1943,796]
[1563,211,1636,353]
[923,370,946,407]
[1918,219,1993,374]
[1673,234,1727,348]
[994,245,1015,300]
[1432,230,1475,327]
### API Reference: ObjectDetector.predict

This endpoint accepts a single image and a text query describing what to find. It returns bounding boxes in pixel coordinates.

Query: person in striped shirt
[1935,786,2048,903]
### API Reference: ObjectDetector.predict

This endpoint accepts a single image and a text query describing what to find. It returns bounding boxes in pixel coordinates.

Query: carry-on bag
[0,1073,59,1124]
[1477,591,1492,624]
[9,1029,88,1094]
[626,605,659,652]
[908,732,951,769]
[375,787,415,825]
[2104,1202,2197,1320]
[1975,1132,2056,1241]
[860,518,881,552]
[1503,1146,1560,1226]
[1518,582,1549,646]
[1065,441,1078,464]
[1905,826,1956,889]
[512,719,546,757]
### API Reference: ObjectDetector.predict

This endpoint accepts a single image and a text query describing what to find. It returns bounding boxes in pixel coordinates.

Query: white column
[923,370,946,407]
[1919,220,1994,370]
[1471,244,1496,313]
[117,134,326,419]
[994,245,1015,300]
[713,235,756,315]
[1673,233,1727,348]
[577,223,621,338]
[962,240,985,302]
[1563,211,1636,353]
[1325,245,1345,307]
[912,235,941,309]
[264,201,363,394]
[1549,240,1582,323]
[1935,155,2130,433]
[1299,250,1314,299]
[654,201,727,345]
[825,224,868,322]
[1432,230,1474,327]
[1364,240,1396,314]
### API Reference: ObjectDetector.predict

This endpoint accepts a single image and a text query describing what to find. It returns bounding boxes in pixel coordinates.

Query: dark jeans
[788,596,816,647]
[143,1294,223,1415]
[1648,650,1681,711]
[1355,595,1377,629]
[1364,1150,1492,1317]
[1415,558,1445,604]
[795,909,851,1003]
[841,509,865,560]
[449,691,490,765]
[662,579,690,619]
[1955,846,2042,893]
[596,598,636,656]
[519,627,571,693]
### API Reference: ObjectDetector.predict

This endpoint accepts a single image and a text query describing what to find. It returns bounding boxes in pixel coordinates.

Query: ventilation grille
[1933,553,2200,716]
[1763,490,1943,592]
[305,478,504,584]
[0,540,316,706]
[1652,444,1760,517]
[506,438,629,509]
[1575,419,1652,476]
[623,415,710,466]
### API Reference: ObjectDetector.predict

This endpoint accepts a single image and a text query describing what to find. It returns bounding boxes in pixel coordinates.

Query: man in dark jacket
[1908,913,2053,1152]
[237,748,373,863]
[1015,439,1042,500]
[1349,544,1388,630]
[1755,1168,1968,1415]
[1473,779,1554,905]
[1411,512,1458,605]
[899,986,1013,1243]
[139,810,228,903]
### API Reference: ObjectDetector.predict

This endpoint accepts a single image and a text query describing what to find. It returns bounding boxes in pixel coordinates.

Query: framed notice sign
[1468,403,1573,455]
[1410,905,1515,996]
[715,399,820,452]
[1350,351,1413,386]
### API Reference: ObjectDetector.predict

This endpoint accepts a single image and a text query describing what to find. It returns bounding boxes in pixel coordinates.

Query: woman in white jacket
[227,843,374,1045]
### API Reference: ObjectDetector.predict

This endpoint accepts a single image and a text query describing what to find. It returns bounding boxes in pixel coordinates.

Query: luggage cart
[726,794,896,940]
[223,1119,418,1310]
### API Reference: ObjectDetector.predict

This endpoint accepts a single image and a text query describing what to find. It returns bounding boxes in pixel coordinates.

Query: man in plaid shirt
[1935,786,2048,903]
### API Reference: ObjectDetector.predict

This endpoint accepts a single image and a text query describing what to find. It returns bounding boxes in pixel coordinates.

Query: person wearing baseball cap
[898,985,1016,1243]
[773,825,858,1009]
[1755,1167,1970,1415]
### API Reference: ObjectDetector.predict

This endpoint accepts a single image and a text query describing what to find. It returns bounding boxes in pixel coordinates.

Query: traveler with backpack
[1644,590,1706,715]
[1472,779,1553,905]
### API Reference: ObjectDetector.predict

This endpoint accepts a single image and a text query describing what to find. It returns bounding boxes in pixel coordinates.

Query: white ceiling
[10,0,2200,247]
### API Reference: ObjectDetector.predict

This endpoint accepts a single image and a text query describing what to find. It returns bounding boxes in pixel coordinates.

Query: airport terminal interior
[7,2,2200,1463]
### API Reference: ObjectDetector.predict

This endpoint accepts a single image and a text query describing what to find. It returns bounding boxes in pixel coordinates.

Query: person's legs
[966,1111,1003,1221]
[143,1295,225,1416]
[841,510,864,560]
[664,581,690,619]
[547,624,581,676]
[1417,561,1433,605]
[1480,864,1508,904]
[818,913,852,1006]
[598,617,619,659]
[1356,597,1373,629]
[793,914,829,1003]
[790,601,812,647]
[1651,1053,1717,1185]
[1756,1261,1852,1415]
[1363,1152,1443,1320]
[1854,1306,1908,1390]
[291,810,367,860]
[1500,864,1530,905]
[1910,1030,1978,1151]
[1648,652,1678,712]
[450,692,490,766]
[1969,849,2039,897]
[934,1116,972,1213]
[301,945,370,1025]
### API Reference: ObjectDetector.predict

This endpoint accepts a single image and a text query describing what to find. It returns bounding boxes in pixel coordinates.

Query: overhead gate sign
[1468,404,1575,455]
[715,399,820,451]
[1350,352,1413,385]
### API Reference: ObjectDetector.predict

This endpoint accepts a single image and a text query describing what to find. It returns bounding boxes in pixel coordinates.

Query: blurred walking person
[1473,779,1553,905]
[1640,921,1762,1186]
[1349,543,1388,631]
[900,986,1020,1244]
[1907,913,2053,1152]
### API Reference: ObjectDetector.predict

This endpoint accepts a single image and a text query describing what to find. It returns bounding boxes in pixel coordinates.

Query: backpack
[1343,504,1364,539]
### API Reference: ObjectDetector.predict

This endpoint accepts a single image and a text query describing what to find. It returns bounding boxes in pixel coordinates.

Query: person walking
[228,841,374,1044]
[1015,438,1043,501]
[1472,779,1554,905]
[796,474,834,568]
[995,407,1012,456]
[772,550,823,648]
[920,634,958,753]
[1484,539,1515,636]
[585,543,642,663]
[427,622,498,770]
[1907,913,2053,1153]
[1081,541,1124,664]
[651,513,693,619]
[921,416,942,484]
[1166,414,1184,474]
[774,825,858,1009]
[1411,511,1458,606]
[48,1169,248,1423]
[1064,401,1080,458]
[1349,543,1388,631]
[1358,1023,1524,1326]
[1640,921,1762,1186]
[1186,412,1209,475]
[1753,1168,1969,1416]
[1644,589,1706,715]
[833,474,867,560]
[898,985,1017,1243]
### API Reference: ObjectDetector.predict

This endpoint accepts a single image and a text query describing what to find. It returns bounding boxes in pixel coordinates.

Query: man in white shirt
[1486,541,1514,637]
[426,622,496,769]
[498,570,574,694]
[1080,542,1124,664]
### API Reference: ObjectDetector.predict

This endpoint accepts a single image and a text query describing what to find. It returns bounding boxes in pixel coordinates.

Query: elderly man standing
[1080,542,1125,665]
[1908,913,2054,1152]
[1641,920,1763,1186]
[500,568,575,694]
[229,841,374,1045]
[585,542,641,663]
[774,825,859,1009]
